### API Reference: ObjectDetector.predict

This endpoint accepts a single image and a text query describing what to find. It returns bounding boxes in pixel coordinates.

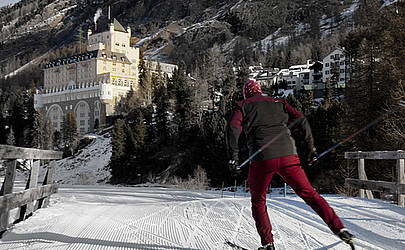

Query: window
[340,69,345,73]
[340,54,344,58]
[330,55,334,59]
[122,69,125,73]
[340,61,345,65]
[325,70,330,74]
[325,63,329,67]
[80,112,85,118]
[80,120,85,125]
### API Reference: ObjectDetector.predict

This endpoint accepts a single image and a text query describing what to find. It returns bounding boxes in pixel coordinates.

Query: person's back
[226,80,355,250]
[234,94,298,162]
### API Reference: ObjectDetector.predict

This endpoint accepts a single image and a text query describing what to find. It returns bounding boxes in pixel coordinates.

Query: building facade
[322,48,349,88]
[35,19,141,134]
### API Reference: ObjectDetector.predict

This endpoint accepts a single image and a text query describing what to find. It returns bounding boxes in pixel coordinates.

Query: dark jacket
[226,93,314,162]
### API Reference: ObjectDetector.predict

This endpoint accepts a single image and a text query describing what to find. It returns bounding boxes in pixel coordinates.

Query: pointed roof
[113,18,127,33]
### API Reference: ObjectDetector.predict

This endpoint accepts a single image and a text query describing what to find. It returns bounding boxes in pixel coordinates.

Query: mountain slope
[0,0,359,81]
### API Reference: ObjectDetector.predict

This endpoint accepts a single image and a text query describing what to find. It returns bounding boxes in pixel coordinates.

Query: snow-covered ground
[45,134,112,185]
[0,0,21,8]
[0,184,405,250]
[1,133,405,249]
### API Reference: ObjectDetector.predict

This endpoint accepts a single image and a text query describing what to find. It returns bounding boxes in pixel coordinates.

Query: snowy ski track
[1,185,405,250]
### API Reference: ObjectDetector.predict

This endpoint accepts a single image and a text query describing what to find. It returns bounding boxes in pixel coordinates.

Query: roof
[45,50,131,69]
[45,51,98,68]
[113,18,127,33]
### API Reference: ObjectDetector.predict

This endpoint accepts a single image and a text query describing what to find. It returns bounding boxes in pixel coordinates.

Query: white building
[322,48,348,88]
[34,19,176,134]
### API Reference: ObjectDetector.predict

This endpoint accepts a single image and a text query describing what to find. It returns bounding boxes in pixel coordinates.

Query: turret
[87,29,92,39]
[126,26,131,36]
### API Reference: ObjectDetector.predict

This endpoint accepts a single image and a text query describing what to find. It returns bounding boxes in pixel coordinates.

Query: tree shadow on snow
[0,232,200,250]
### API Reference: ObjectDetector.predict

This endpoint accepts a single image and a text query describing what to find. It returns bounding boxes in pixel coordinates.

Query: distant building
[148,60,177,78]
[322,48,349,88]
[276,60,314,90]
[34,19,176,134]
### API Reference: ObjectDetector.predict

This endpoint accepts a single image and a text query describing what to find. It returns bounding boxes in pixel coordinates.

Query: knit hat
[243,80,262,99]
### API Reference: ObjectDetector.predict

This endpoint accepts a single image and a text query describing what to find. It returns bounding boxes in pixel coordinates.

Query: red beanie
[243,80,262,99]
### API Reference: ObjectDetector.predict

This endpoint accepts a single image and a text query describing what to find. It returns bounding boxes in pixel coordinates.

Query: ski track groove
[298,221,311,250]
[268,206,287,250]
[1,186,405,250]
[183,199,221,249]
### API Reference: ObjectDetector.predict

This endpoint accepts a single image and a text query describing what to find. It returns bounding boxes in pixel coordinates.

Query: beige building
[35,19,141,134]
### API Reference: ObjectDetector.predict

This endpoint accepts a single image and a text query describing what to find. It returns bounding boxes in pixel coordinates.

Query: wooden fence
[0,145,62,237]
[345,150,405,207]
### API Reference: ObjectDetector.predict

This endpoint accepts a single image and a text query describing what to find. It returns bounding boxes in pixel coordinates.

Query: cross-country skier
[226,80,354,250]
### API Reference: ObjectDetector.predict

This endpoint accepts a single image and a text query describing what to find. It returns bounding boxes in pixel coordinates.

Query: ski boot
[258,242,275,250]
[337,228,355,249]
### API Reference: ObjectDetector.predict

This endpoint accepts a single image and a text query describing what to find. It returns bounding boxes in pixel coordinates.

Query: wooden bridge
[0,145,62,237]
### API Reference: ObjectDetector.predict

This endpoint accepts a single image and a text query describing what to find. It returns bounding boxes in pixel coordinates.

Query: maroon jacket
[226,93,314,162]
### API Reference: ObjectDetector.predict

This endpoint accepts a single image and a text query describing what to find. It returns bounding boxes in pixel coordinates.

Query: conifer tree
[62,112,78,156]
[154,83,170,144]
[9,90,25,146]
[110,118,126,181]
[26,111,44,149]
[7,127,15,146]
[171,61,193,140]
[0,113,7,144]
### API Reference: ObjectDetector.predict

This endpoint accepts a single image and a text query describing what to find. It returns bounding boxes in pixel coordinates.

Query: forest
[0,1,404,194]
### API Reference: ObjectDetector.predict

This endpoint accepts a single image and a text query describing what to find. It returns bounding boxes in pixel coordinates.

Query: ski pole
[236,116,303,170]
[309,100,405,166]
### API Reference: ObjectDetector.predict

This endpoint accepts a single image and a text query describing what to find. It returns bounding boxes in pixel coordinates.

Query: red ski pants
[248,154,344,245]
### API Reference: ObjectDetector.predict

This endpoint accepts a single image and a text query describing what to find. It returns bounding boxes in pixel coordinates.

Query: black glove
[306,146,318,167]
[228,159,241,177]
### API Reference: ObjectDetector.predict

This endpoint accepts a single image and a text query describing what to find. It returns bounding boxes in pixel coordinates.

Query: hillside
[0,0,361,84]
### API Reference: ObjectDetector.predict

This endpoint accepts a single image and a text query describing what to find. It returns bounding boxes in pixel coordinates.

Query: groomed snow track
[0,185,404,250]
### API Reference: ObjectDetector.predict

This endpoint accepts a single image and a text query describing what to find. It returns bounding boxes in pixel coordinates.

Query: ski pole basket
[345,150,405,207]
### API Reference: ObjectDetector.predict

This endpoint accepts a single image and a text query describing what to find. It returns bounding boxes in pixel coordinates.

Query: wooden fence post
[357,154,374,200]
[0,160,17,234]
[358,156,365,199]
[18,160,40,222]
[397,151,405,207]
[38,160,56,208]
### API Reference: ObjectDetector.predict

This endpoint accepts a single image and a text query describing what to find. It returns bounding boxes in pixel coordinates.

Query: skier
[226,80,354,250]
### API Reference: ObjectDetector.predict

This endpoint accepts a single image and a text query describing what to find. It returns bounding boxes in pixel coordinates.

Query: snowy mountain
[0,0,365,81]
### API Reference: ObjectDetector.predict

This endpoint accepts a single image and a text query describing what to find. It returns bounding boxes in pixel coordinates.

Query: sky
[0,0,21,8]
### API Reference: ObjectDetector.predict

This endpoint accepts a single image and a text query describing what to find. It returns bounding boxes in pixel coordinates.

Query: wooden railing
[345,150,405,207]
[0,145,62,237]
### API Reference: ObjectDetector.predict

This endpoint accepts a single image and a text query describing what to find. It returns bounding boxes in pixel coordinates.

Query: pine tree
[110,118,126,181]
[61,112,78,156]
[7,127,15,146]
[154,83,170,144]
[9,89,25,146]
[171,61,193,140]
[26,111,44,149]
[0,113,7,144]
[139,59,153,105]
[43,119,54,150]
